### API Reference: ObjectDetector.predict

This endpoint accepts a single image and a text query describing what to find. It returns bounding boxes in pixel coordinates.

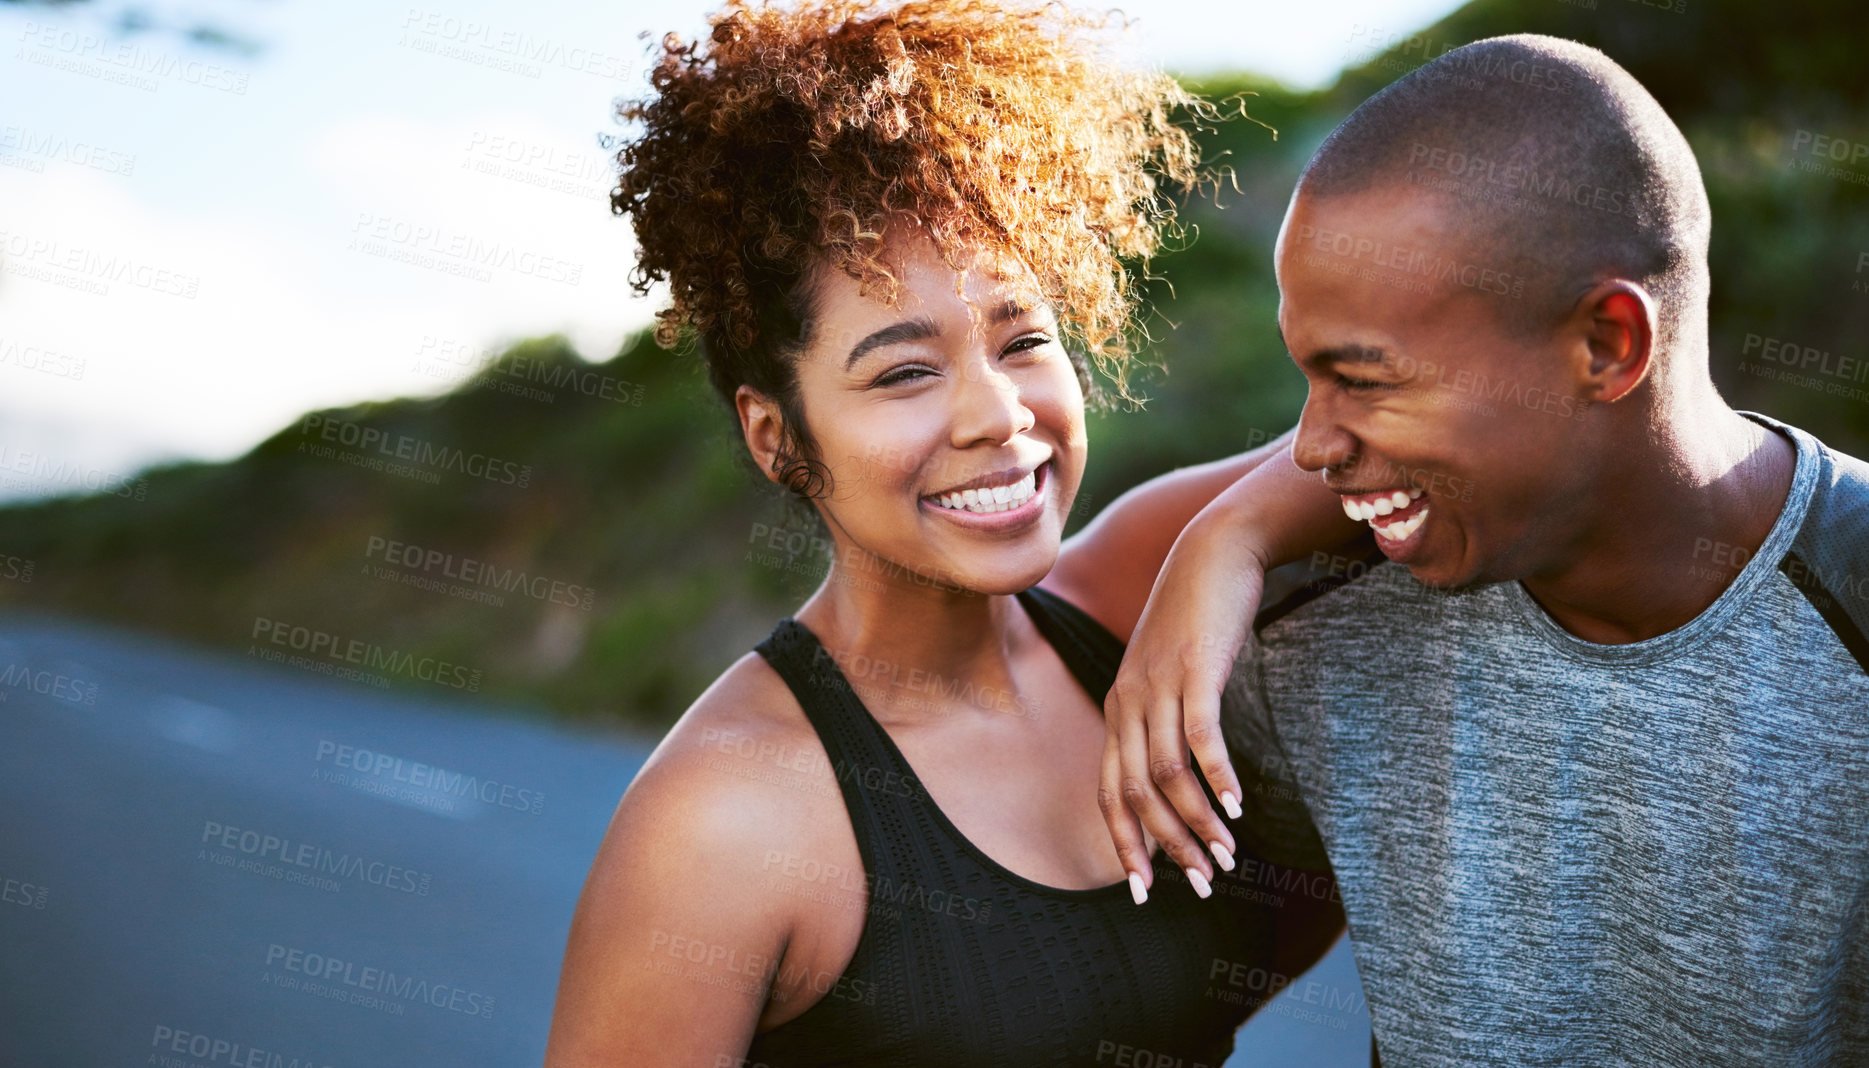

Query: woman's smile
[919,460,1052,531]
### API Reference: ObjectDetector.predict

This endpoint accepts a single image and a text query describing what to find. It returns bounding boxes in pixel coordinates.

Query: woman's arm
[1087,446,1362,897]
[546,710,797,1066]
[1044,428,1298,644]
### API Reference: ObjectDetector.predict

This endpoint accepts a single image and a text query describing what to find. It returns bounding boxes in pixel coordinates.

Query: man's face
[1274,184,1600,589]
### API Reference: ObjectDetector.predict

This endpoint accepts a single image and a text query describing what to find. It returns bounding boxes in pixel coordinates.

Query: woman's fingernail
[1220,790,1243,820]
[1128,872,1148,905]
[1209,841,1235,872]
[1185,867,1212,899]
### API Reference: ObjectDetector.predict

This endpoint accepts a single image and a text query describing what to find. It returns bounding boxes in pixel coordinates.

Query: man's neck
[1518,399,1797,645]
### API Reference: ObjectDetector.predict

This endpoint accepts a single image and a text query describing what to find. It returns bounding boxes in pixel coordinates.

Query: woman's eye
[874,365,934,387]
[871,337,1050,387]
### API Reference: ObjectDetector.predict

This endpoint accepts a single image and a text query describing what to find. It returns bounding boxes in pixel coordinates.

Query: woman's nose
[949,359,1034,446]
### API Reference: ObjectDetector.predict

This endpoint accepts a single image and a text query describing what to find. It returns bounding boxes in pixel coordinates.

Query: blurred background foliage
[2,0,1863,731]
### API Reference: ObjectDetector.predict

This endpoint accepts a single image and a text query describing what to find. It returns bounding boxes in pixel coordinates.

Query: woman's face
[778,231,1088,597]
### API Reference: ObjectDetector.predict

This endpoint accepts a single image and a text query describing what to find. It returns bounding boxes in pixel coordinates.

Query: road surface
[0,616,1369,1066]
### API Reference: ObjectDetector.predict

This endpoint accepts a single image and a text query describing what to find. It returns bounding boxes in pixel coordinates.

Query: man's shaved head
[1299,34,1711,360]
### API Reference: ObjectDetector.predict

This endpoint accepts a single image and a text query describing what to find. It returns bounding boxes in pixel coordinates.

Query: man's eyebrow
[843,298,1044,371]
[1301,344,1392,373]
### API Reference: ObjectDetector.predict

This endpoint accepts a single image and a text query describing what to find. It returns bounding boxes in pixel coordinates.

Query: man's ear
[1564,280,1658,405]
[735,384,785,485]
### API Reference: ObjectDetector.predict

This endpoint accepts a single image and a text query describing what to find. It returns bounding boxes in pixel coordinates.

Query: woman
[546,2,1351,1063]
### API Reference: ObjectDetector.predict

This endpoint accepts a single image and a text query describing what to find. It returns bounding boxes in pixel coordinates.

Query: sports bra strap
[753,619,929,878]
[1014,585,1126,706]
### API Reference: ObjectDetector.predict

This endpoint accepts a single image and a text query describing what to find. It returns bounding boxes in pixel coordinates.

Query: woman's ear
[735,384,784,485]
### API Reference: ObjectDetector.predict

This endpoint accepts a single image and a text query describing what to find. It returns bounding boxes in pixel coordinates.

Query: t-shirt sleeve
[1784,435,1869,675]
[1219,627,1333,872]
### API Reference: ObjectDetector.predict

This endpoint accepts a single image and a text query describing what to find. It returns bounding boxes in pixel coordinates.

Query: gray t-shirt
[1222,412,1869,1066]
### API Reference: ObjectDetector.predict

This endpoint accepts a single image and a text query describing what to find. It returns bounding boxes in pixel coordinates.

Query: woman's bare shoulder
[566,651,843,969]
[611,651,836,849]
[550,653,839,1062]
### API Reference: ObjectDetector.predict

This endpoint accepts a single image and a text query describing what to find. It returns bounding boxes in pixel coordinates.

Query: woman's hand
[1099,445,1360,899]
[1098,504,1266,899]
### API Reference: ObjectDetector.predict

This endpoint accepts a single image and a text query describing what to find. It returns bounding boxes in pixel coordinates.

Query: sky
[0,0,1461,501]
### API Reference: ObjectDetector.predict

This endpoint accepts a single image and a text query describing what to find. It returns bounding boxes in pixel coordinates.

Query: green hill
[2,0,1863,729]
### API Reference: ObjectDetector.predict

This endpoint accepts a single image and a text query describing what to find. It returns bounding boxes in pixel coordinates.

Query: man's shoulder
[1788,425,1869,670]
[1255,532,1393,632]
[1740,411,1869,544]
[1787,421,1869,546]
[1747,413,1869,672]
[1253,531,1475,637]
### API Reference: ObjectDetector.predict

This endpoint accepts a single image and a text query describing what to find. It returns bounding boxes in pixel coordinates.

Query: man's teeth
[1372,507,1428,542]
[1340,488,1424,522]
[931,470,1037,514]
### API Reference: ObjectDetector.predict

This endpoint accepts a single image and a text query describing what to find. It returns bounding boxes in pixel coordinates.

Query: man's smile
[1339,487,1430,552]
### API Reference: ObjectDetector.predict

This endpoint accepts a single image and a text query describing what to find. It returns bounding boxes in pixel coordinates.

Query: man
[1098,33,1869,1066]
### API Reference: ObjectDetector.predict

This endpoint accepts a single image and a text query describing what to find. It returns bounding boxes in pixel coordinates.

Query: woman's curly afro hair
[610,0,1221,498]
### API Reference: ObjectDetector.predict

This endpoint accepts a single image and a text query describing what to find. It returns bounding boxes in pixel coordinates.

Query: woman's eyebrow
[846,317,939,370]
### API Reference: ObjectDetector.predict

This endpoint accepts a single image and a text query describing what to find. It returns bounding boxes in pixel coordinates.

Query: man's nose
[1293,393,1355,473]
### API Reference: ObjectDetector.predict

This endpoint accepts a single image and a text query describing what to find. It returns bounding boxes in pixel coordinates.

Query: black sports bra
[744,585,1285,1066]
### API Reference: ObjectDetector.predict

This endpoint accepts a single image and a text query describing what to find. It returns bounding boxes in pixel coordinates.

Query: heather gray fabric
[1221,413,1869,1066]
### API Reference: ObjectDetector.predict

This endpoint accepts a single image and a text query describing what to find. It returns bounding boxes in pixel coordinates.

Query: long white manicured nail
[1186,867,1212,899]
[1220,790,1243,820]
[1209,841,1235,872]
[1128,872,1148,905]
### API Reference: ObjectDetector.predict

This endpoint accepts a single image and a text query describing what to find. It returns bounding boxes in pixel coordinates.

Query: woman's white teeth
[1372,507,1428,542]
[1372,497,1395,516]
[933,470,1037,514]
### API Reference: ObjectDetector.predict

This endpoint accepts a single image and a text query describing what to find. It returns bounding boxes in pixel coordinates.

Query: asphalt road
[0,616,1369,1066]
